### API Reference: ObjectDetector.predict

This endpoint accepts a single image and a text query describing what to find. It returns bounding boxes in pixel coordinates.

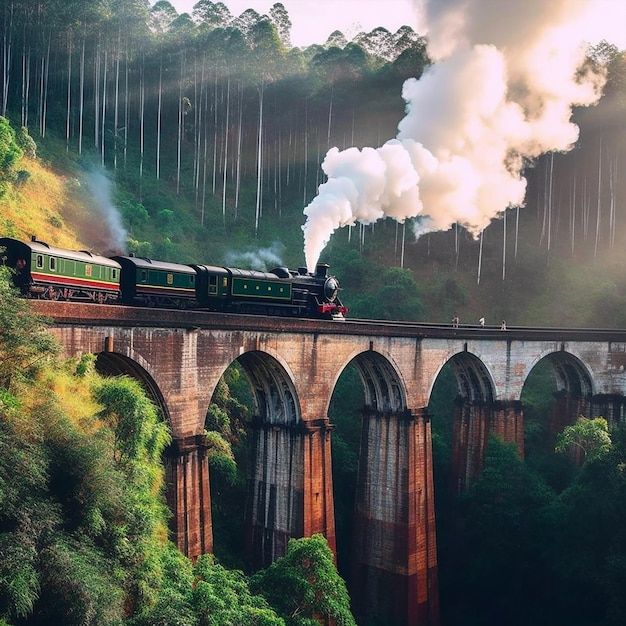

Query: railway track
[29,300,626,342]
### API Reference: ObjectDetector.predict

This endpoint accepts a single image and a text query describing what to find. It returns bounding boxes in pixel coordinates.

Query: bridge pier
[590,393,626,424]
[551,391,590,436]
[351,408,438,626]
[246,417,336,570]
[302,418,337,553]
[550,392,626,435]
[450,400,524,493]
[164,434,212,559]
[450,401,490,494]
[491,400,524,457]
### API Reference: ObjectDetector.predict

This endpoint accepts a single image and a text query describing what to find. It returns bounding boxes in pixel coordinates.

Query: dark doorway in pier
[328,363,364,582]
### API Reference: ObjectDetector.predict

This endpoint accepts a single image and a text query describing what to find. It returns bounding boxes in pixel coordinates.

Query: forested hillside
[1,1,625,327]
[0,264,356,625]
[4,3,626,625]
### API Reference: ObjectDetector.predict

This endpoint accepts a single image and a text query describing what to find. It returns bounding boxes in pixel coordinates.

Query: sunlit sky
[165,0,421,46]
[162,0,626,50]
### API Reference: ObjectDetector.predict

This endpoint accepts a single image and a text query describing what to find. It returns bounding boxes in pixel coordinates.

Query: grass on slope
[0,155,98,250]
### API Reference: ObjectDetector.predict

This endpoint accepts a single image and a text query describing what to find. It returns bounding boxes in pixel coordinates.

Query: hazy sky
[165,0,421,46]
[162,0,626,49]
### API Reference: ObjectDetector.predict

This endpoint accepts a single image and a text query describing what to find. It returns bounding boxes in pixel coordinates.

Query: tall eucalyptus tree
[1,0,14,117]
[246,17,284,233]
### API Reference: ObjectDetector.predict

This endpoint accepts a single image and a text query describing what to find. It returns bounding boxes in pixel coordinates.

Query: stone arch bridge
[31,301,626,626]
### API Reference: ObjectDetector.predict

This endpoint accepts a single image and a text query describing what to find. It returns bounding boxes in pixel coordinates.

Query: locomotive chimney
[315,263,329,278]
[298,266,308,275]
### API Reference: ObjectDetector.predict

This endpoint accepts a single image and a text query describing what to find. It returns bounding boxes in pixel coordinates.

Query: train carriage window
[49,257,56,271]
[112,268,118,280]
[141,270,147,283]
[36,255,43,269]
[85,264,92,277]
[167,273,173,285]
[209,275,217,295]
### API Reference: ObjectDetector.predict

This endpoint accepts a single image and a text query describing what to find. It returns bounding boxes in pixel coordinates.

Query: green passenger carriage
[112,255,197,308]
[0,236,121,302]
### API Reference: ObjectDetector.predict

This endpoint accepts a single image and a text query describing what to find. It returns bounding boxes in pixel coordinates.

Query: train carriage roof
[0,237,121,268]
[190,264,229,275]
[112,255,197,275]
[193,264,290,281]
[227,267,287,281]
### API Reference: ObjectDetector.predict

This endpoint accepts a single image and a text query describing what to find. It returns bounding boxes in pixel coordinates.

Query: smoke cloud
[302,0,610,271]
[86,170,128,255]
[224,242,285,269]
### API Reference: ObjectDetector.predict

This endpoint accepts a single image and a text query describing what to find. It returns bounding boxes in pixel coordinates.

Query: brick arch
[531,351,594,397]
[237,350,300,426]
[346,350,407,413]
[523,351,595,443]
[95,351,171,426]
[442,350,496,404]
[232,350,308,568]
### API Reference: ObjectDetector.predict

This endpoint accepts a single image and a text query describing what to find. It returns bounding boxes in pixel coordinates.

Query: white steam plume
[86,170,128,254]
[224,242,285,269]
[302,0,610,272]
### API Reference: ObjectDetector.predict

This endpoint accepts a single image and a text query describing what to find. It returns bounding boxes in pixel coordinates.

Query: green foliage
[205,364,253,568]
[0,117,23,179]
[556,415,612,461]
[0,271,197,626]
[439,436,555,626]
[193,554,285,626]
[15,126,36,159]
[119,199,150,233]
[0,266,59,389]
[251,534,356,626]
[333,251,425,320]
[328,364,362,575]
[75,353,97,378]
[127,543,196,626]
[0,384,128,624]
[94,376,171,466]
[0,412,47,621]
[541,423,626,626]
[518,359,578,492]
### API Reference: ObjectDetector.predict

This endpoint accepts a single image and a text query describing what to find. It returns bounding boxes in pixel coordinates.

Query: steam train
[0,237,348,319]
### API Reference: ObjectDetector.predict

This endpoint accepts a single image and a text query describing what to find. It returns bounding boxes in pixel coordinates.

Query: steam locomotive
[0,237,348,319]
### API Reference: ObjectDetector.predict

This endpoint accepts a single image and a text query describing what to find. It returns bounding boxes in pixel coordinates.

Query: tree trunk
[221,77,230,224]
[2,1,14,117]
[65,32,72,150]
[255,81,265,234]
